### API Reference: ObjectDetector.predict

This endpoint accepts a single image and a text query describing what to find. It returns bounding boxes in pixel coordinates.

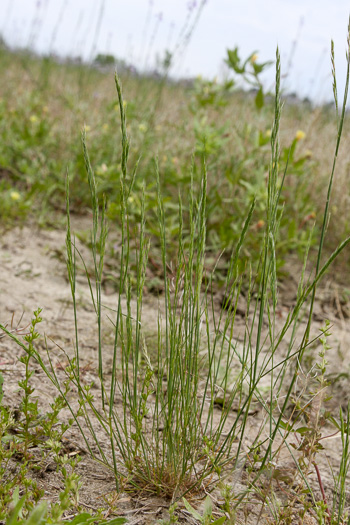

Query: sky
[1,0,349,103]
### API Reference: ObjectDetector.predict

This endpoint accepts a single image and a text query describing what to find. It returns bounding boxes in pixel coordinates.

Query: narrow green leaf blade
[23,502,47,525]
[212,517,227,525]
[183,497,202,521]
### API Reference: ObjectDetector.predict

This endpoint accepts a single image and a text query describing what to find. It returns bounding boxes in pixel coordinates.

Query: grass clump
[1,20,350,525]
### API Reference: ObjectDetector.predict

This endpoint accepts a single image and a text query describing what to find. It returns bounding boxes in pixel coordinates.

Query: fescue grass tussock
[1,19,350,525]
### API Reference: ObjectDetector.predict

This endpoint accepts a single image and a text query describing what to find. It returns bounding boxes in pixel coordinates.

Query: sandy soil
[1,219,350,524]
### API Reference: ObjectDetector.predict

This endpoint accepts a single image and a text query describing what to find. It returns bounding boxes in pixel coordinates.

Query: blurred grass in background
[0,41,349,281]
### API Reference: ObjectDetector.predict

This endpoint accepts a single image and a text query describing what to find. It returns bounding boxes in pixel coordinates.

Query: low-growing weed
[6,488,127,524]
[183,495,226,524]
[0,314,93,522]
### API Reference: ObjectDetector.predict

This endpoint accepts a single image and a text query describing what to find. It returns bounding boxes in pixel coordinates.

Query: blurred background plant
[1,37,345,283]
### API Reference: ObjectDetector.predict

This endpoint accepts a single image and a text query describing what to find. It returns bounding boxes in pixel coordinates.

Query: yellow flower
[138,122,147,133]
[10,191,21,201]
[29,115,38,123]
[251,54,258,63]
[295,130,306,141]
[265,129,272,138]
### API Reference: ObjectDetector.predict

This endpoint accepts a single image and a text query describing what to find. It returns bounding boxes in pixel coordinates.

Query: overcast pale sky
[1,0,349,102]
